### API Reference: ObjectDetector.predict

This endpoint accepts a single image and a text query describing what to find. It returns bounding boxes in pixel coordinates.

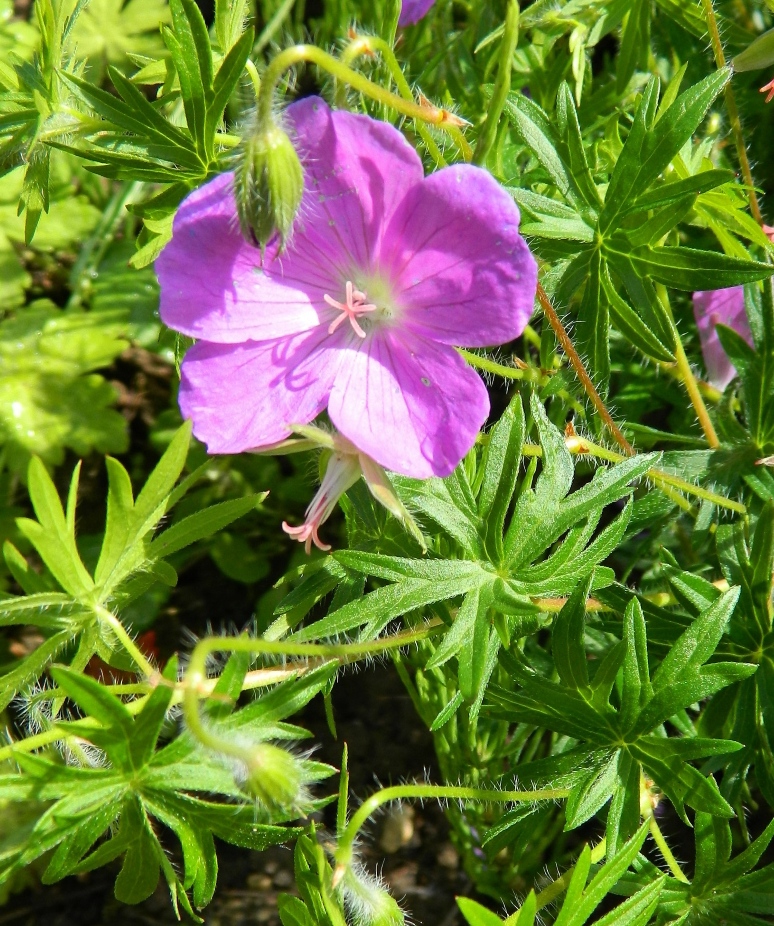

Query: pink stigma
[761,77,774,103]
[282,520,332,555]
[324,280,377,338]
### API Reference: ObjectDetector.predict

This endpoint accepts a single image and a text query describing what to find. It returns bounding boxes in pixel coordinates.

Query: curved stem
[339,35,448,168]
[333,783,571,881]
[181,624,442,766]
[537,284,635,455]
[701,0,763,225]
[257,45,466,140]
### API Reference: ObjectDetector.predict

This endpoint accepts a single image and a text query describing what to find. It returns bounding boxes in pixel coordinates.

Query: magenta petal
[328,330,489,478]
[157,173,332,343]
[382,164,537,347]
[179,328,341,453]
[399,0,436,25]
[284,97,424,275]
[692,287,752,390]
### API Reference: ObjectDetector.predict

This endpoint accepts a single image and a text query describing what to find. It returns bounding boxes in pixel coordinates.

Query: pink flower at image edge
[692,287,752,390]
[400,0,436,26]
[157,97,537,480]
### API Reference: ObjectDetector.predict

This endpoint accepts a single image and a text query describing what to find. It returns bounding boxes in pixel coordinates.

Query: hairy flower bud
[339,863,405,926]
[238,743,305,811]
[234,120,304,250]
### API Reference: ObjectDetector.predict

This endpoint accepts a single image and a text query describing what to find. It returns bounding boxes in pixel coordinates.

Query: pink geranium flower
[157,97,537,479]
[400,0,436,26]
[692,287,753,390]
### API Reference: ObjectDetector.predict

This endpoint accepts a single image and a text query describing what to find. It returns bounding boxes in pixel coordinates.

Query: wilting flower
[278,425,423,553]
[400,0,436,26]
[692,287,753,390]
[158,97,536,479]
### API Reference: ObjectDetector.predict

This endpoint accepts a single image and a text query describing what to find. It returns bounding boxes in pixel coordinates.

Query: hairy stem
[537,284,635,455]
[181,624,442,766]
[533,839,608,911]
[701,0,763,224]
[258,45,466,144]
[333,783,571,882]
[673,336,720,448]
[94,605,156,677]
[648,814,690,883]
[338,34,448,168]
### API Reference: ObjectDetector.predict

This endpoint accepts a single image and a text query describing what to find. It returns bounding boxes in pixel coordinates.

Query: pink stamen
[324,280,377,339]
[761,78,774,103]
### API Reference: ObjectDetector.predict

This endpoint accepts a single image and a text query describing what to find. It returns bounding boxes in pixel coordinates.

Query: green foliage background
[2,0,774,923]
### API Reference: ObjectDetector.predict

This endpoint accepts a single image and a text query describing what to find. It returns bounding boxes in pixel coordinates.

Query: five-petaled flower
[158,97,537,479]
[400,0,436,26]
[692,287,753,390]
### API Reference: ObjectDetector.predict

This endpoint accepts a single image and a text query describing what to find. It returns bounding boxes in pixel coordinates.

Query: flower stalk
[332,782,571,887]
[536,283,636,456]
[257,44,466,142]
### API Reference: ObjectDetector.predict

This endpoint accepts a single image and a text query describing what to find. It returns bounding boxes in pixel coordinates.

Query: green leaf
[501,91,585,208]
[564,751,619,830]
[631,246,774,290]
[458,897,505,926]
[601,69,730,230]
[552,573,593,690]
[114,810,161,904]
[149,495,265,559]
[601,265,675,362]
[478,391,525,559]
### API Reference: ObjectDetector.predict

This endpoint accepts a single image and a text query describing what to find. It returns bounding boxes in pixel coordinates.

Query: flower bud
[734,27,774,72]
[339,864,405,926]
[238,743,305,811]
[234,120,304,250]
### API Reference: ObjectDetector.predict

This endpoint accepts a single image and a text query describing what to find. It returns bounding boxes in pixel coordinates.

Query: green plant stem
[533,839,608,911]
[338,35,448,168]
[701,0,764,225]
[473,0,519,165]
[458,349,585,414]
[93,605,156,677]
[458,348,548,384]
[66,180,143,310]
[254,0,295,53]
[537,284,636,456]
[257,45,467,145]
[181,624,442,767]
[648,814,690,883]
[333,783,571,882]
[673,336,720,448]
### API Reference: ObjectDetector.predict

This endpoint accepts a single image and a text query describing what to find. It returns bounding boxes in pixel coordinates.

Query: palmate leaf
[616,814,774,925]
[0,658,335,914]
[458,823,663,926]
[287,395,652,718]
[0,424,265,707]
[487,590,752,844]
[499,66,770,385]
